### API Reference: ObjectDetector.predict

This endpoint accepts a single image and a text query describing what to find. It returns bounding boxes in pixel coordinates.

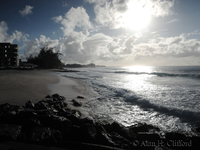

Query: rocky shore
[0,94,200,150]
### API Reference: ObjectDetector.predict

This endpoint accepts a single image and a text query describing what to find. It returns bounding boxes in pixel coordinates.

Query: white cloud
[0,21,8,42]
[166,18,180,24]
[24,35,60,58]
[0,21,28,43]
[53,6,92,37]
[85,0,175,29]
[19,5,34,17]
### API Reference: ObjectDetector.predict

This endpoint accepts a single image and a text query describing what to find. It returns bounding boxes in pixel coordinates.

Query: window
[5,50,7,53]
[5,54,7,57]
[5,46,7,48]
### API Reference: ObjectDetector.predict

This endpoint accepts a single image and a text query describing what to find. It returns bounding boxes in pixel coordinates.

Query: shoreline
[0,69,200,149]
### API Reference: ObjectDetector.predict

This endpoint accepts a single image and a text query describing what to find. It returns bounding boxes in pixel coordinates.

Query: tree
[27,46,63,69]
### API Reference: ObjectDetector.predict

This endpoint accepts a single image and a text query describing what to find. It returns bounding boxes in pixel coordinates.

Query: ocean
[60,66,200,132]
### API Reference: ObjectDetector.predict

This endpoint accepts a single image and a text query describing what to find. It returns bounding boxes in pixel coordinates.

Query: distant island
[64,63,105,68]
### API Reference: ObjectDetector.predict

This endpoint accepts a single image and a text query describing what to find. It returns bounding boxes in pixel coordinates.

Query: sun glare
[125,66,153,73]
[122,1,152,31]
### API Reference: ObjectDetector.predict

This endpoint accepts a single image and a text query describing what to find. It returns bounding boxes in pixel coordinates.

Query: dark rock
[67,125,82,141]
[137,132,160,141]
[77,96,84,99]
[109,132,131,148]
[35,101,48,110]
[108,121,130,140]
[196,127,200,133]
[0,124,21,140]
[17,110,37,119]
[49,101,67,110]
[52,93,66,101]
[49,116,72,135]
[72,99,82,106]
[22,118,41,130]
[25,100,35,109]
[28,127,53,143]
[80,123,97,142]
[96,130,116,146]
[0,103,21,113]
[165,132,186,140]
[45,95,52,98]
[129,123,149,134]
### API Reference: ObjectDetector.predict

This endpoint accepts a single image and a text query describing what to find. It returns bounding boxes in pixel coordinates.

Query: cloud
[52,6,93,37]
[19,5,34,17]
[130,34,200,59]
[166,19,180,24]
[85,0,175,29]
[0,21,28,43]
[24,35,60,57]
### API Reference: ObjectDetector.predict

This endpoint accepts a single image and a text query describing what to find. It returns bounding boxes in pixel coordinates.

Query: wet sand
[0,70,97,108]
[0,70,59,105]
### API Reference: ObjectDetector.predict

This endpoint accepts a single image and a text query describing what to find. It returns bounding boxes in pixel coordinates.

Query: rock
[17,110,37,119]
[77,96,84,99]
[52,93,66,101]
[0,124,21,140]
[28,127,53,143]
[35,101,48,110]
[49,116,72,135]
[196,127,200,133]
[49,101,67,110]
[96,130,116,146]
[25,100,35,109]
[80,123,97,142]
[109,132,131,148]
[108,121,130,140]
[137,132,160,141]
[0,103,21,113]
[45,95,52,98]
[129,123,149,134]
[72,99,82,106]
[165,132,186,140]
[22,118,41,130]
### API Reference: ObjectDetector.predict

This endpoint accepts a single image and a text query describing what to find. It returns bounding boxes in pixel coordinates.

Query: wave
[123,94,200,124]
[115,71,200,80]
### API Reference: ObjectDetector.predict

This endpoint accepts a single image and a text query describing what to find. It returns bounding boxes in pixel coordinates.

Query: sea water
[59,66,200,132]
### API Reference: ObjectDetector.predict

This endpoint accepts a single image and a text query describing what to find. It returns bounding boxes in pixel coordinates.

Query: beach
[0,69,97,108]
[0,70,59,105]
[0,68,200,150]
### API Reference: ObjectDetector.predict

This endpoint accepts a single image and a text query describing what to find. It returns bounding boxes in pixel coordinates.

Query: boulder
[28,127,53,143]
[77,96,84,99]
[52,93,66,101]
[0,124,21,141]
[25,100,35,109]
[165,132,186,140]
[129,123,149,134]
[49,116,72,134]
[72,99,82,106]
[35,101,48,110]
[45,95,52,98]
[80,123,97,142]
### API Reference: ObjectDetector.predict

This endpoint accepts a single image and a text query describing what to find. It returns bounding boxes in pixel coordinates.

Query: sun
[121,1,152,31]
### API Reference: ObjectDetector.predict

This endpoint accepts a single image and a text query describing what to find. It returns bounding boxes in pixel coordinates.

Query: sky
[1,0,200,66]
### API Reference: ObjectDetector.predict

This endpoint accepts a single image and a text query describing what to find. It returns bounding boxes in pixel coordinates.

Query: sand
[48,73,97,111]
[0,70,59,105]
[0,70,97,107]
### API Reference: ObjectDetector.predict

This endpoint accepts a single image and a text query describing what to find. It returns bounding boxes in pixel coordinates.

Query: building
[0,43,19,68]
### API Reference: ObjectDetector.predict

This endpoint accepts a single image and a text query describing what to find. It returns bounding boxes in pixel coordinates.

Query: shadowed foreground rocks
[0,94,200,150]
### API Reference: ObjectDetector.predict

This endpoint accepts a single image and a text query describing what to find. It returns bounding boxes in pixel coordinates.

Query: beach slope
[0,70,59,105]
